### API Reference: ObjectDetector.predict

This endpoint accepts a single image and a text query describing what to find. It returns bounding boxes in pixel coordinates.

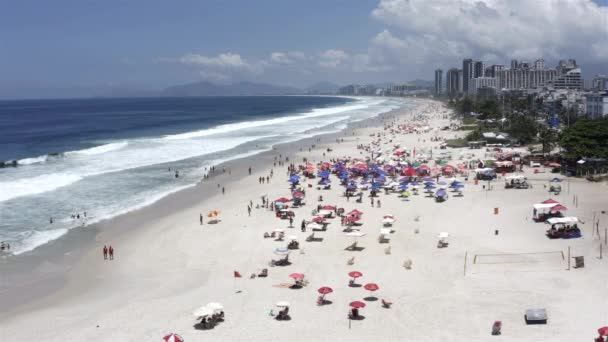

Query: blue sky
[0,0,607,98]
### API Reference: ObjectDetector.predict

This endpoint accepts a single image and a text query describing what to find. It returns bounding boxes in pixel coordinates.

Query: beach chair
[306,232,315,242]
[345,241,357,251]
[347,256,355,265]
[381,299,393,308]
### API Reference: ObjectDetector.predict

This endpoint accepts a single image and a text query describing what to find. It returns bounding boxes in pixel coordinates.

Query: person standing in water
[108,246,114,260]
[103,245,108,260]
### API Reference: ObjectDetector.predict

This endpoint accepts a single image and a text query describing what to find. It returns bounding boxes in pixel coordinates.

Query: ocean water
[0,96,410,254]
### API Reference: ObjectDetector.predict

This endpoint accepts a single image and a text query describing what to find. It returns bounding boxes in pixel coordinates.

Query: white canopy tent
[547,217,579,225]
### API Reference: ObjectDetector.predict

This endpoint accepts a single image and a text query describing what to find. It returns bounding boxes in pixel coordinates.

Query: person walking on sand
[222,187,225,195]
[103,245,108,260]
[248,205,251,216]
[200,213,203,225]
[108,246,114,260]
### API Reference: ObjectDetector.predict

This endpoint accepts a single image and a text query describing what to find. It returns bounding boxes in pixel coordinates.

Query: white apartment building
[586,95,608,119]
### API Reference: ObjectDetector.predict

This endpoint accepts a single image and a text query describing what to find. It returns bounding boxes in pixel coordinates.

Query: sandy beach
[1,99,607,342]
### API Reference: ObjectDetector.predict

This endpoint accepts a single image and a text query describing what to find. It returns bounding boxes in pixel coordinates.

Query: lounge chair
[381,299,393,308]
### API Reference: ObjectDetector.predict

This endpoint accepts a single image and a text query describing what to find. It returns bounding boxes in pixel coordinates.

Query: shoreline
[0,98,421,318]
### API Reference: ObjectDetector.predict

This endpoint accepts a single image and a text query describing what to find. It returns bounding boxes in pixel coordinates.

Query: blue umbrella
[425,185,436,190]
[437,181,447,185]
[424,181,435,186]
[317,171,330,178]
[410,181,420,186]
[423,177,434,182]
[320,179,331,185]
[436,189,447,197]
[371,184,381,190]
[346,185,357,191]
[550,178,562,183]
[454,184,465,189]
[399,185,409,190]
[289,175,300,183]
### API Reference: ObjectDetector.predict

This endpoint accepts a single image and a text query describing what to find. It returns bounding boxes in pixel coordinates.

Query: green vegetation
[559,117,608,159]
[445,138,467,148]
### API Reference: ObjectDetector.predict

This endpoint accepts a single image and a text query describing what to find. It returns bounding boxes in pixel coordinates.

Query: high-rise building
[471,77,498,95]
[511,59,519,69]
[557,59,577,75]
[553,68,582,89]
[592,75,608,91]
[446,68,460,98]
[458,69,464,93]
[474,61,485,78]
[462,59,473,94]
[434,69,443,95]
[534,59,545,70]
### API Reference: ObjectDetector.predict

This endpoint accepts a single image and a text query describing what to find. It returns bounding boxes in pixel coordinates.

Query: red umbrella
[348,271,363,278]
[549,162,561,167]
[344,216,360,223]
[364,283,379,291]
[312,216,326,223]
[550,204,568,211]
[404,168,417,176]
[542,198,559,204]
[322,205,337,210]
[598,326,608,336]
[347,209,364,216]
[275,197,291,203]
[317,287,333,295]
[292,191,305,198]
[163,333,184,342]
[289,273,305,279]
[349,301,366,308]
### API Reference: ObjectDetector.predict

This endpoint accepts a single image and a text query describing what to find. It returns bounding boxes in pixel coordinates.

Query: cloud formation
[159,0,607,84]
[370,0,608,65]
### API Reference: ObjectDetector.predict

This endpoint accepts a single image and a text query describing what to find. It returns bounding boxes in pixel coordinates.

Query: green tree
[537,126,557,155]
[560,117,608,159]
[507,116,538,144]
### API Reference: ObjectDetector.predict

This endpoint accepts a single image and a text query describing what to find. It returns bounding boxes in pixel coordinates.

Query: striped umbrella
[163,333,184,342]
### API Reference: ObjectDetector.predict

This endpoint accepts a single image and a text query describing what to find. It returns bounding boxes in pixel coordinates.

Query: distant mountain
[162,81,303,96]
[408,79,434,87]
[305,81,340,94]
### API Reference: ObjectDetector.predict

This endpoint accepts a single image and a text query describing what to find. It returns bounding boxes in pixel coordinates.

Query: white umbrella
[438,232,449,238]
[274,248,290,256]
[274,228,285,233]
[276,301,290,307]
[318,209,333,216]
[382,218,395,224]
[206,302,224,311]
[193,306,214,317]
[379,228,392,235]
[287,235,298,241]
[346,232,366,237]
[306,222,322,230]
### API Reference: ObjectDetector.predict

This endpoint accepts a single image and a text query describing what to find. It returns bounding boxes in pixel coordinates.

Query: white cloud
[370,0,608,66]
[318,49,350,68]
[178,52,250,69]
[198,70,230,82]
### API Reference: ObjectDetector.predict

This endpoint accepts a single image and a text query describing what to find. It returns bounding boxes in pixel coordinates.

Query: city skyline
[1,0,607,98]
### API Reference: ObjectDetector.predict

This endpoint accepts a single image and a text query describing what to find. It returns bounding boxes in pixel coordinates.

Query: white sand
[2,100,607,341]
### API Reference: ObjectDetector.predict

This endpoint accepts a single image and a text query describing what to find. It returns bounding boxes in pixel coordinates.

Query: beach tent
[533,203,560,210]
[192,306,214,318]
[547,217,579,225]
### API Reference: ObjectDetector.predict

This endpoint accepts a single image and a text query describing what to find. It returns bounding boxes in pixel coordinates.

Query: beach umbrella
[292,191,305,198]
[598,326,608,336]
[320,178,331,185]
[550,204,568,211]
[289,273,305,280]
[287,235,298,241]
[382,217,395,224]
[346,185,357,191]
[349,301,366,309]
[348,271,363,279]
[274,228,285,233]
[275,197,291,203]
[306,222,322,230]
[550,177,562,182]
[317,287,333,295]
[163,333,184,342]
[207,210,220,217]
[192,306,214,318]
[346,232,365,238]
[289,175,300,183]
[312,216,326,223]
[436,189,447,198]
[275,301,290,307]
[364,283,379,292]
[348,209,364,216]
[423,177,434,182]
[542,198,560,204]
[274,248,290,256]
[424,185,436,190]
[322,205,336,210]
[437,181,447,185]
[206,302,224,311]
